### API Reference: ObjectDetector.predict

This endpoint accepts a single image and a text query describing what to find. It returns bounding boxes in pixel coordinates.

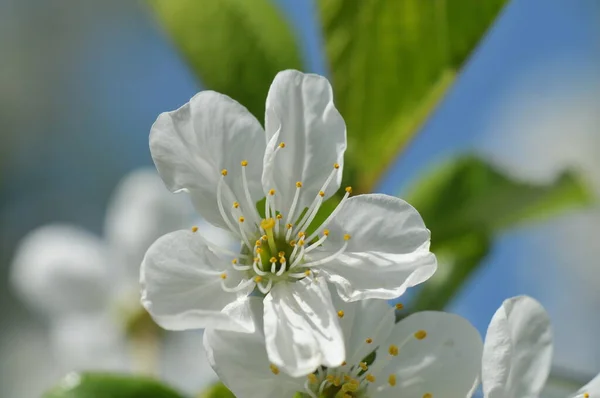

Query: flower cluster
[140,70,600,398]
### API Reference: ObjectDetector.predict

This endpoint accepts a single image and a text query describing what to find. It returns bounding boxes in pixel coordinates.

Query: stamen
[293,165,340,235]
[257,277,273,294]
[240,161,262,227]
[388,344,399,356]
[395,303,404,310]
[294,195,323,236]
[366,338,373,344]
[270,257,277,273]
[304,233,328,253]
[306,187,352,242]
[253,261,267,276]
[285,182,303,236]
[337,310,345,318]
[365,374,375,383]
[304,380,318,398]
[414,330,427,340]
[289,245,306,269]
[191,226,198,233]
[359,362,368,371]
[261,218,278,254]
[220,277,255,293]
[216,176,242,241]
[388,374,396,387]
[276,259,287,276]
[302,241,348,268]
[269,364,280,375]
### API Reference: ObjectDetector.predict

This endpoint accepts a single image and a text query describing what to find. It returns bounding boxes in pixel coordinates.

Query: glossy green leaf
[407,156,592,310]
[149,0,302,120]
[318,0,508,192]
[43,373,186,398]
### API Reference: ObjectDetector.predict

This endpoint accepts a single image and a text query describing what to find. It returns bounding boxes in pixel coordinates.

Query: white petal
[482,295,553,398]
[105,168,193,282]
[263,277,345,377]
[150,91,265,230]
[50,313,129,372]
[10,225,110,315]
[571,373,600,398]
[314,194,437,301]
[263,70,346,213]
[140,230,253,332]
[376,311,483,398]
[204,298,304,398]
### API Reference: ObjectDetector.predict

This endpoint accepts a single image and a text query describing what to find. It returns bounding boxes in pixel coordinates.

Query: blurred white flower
[10,168,230,393]
[481,295,599,398]
[141,69,437,377]
[204,294,482,398]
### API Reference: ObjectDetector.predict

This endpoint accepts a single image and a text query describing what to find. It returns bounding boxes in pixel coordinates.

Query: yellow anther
[337,310,345,318]
[341,361,347,367]
[345,186,352,193]
[221,169,228,176]
[343,375,351,382]
[255,240,261,247]
[270,257,277,263]
[286,223,293,229]
[388,374,397,387]
[304,270,311,276]
[290,240,296,247]
[256,248,263,254]
[395,302,404,310]
[333,377,341,387]
[191,226,198,233]
[348,378,360,386]
[319,190,325,197]
[231,258,238,264]
[341,382,358,392]
[344,234,351,241]
[241,160,248,167]
[298,239,305,246]
[334,163,340,169]
[583,394,589,398]
[279,142,285,148]
[423,394,433,398]
[307,374,318,384]
[238,216,245,223]
[262,235,268,241]
[366,374,376,383]
[278,251,285,257]
[254,276,263,283]
[220,273,227,280]
[261,218,276,230]
[296,181,303,188]
[269,364,279,375]
[326,375,334,383]
[276,213,283,219]
[233,201,239,208]
[269,189,276,196]
[359,362,368,371]
[388,344,399,356]
[253,257,259,263]
[323,229,330,236]
[279,257,286,264]
[414,330,428,340]
[366,337,373,344]
[298,232,306,238]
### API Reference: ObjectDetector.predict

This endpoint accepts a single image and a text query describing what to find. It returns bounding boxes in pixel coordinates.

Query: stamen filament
[293,166,339,234]
[294,196,323,236]
[253,261,267,276]
[289,245,306,269]
[285,182,302,229]
[232,264,251,271]
[276,260,287,276]
[220,278,255,293]
[304,380,318,398]
[241,164,262,226]
[302,242,348,268]
[216,177,242,240]
[306,189,351,242]
[256,278,273,294]
[304,233,328,254]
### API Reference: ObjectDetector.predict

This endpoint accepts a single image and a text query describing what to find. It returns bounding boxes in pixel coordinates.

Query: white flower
[481,295,599,398]
[141,69,437,376]
[10,169,225,393]
[203,292,483,398]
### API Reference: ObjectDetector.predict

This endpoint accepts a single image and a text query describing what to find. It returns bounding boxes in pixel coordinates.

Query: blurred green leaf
[44,373,186,398]
[318,0,508,192]
[197,382,235,398]
[149,0,302,120]
[407,156,592,311]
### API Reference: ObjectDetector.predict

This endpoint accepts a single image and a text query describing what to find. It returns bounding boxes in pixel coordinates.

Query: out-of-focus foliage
[198,383,235,398]
[407,156,592,311]
[149,0,302,120]
[318,0,508,192]
[44,373,185,398]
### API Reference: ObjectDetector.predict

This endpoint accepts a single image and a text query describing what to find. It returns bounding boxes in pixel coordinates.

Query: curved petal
[50,313,129,372]
[482,296,553,398]
[263,70,346,214]
[375,311,483,398]
[140,230,253,332]
[263,278,345,377]
[10,225,110,316]
[105,168,193,282]
[313,194,437,301]
[571,373,600,398]
[204,298,304,398]
[150,91,265,230]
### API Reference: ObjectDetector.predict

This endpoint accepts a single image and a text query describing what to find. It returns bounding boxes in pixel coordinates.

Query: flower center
[210,144,353,295]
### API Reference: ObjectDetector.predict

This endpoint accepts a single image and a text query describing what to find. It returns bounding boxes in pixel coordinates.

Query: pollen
[261,218,276,230]
[296,181,303,188]
[298,232,306,238]
[240,160,248,167]
[583,394,589,398]
[345,186,352,193]
[256,248,263,254]
[278,251,285,257]
[307,374,318,384]
[286,223,293,229]
[423,394,432,398]
[395,302,404,310]
[323,229,330,236]
[388,344,399,356]
[319,190,325,197]
[341,361,347,366]
[269,364,279,375]
[220,273,227,279]
[233,201,239,208]
[298,239,305,246]
[231,258,238,264]
[366,374,376,383]
[254,276,263,283]
[388,374,397,387]
[365,337,373,344]
[304,270,311,276]
[341,382,358,392]
[238,216,245,223]
[276,214,283,219]
[334,163,340,169]
[191,226,198,233]
[414,330,427,340]
[255,240,261,247]
[279,257,286,264]
[279,142,285,148]
[344,234,351,241]
[221,169,228,176]
[337,310,345,318]
[270,257,277,263]
[359,362,368,371]
[269,189,276,196]
[261,235,268,241]
[289,240,296,247]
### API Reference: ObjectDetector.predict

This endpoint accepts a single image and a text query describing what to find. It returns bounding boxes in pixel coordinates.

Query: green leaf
[407,156,592,311]
[149,0,302,120]
[318,0,509,192]
[197,382,235,398]
[43,373,186,398]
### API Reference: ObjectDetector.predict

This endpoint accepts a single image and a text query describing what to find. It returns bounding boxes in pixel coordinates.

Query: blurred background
[0,0,598,397]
